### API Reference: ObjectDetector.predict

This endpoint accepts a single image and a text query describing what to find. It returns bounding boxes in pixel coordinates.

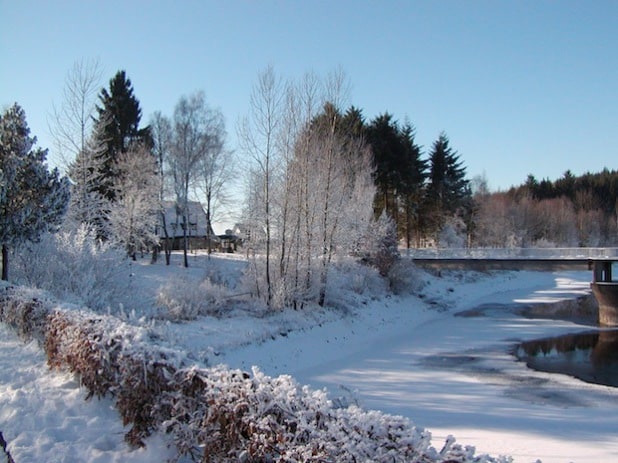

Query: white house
[159,200,220,250]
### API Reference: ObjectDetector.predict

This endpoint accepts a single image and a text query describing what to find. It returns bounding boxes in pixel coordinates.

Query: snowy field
[1,252,617,462]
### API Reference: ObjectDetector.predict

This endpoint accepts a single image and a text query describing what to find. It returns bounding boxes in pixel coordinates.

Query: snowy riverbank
[1,259,616,462]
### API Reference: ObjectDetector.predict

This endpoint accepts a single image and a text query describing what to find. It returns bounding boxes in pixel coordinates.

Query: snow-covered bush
[156,275,232,320]
[45,309,124,399]
[388,259,429,295]
[0,285,49,340]
[360,212,400,277]
[10,225,132,313]
[325,258,387,310]
[438,220,466,248]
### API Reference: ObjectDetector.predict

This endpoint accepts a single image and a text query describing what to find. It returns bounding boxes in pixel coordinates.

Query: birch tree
[192,115,230,253]
[169,92,225,267]
[48,58,103,168]
[238,66,283,307]
[150,111,173,264]
[240,69,376,309]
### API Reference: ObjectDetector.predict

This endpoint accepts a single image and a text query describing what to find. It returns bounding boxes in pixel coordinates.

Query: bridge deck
[411,258,592,272]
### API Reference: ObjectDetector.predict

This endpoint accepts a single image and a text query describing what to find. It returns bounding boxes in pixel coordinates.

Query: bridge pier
[590,260,618,327]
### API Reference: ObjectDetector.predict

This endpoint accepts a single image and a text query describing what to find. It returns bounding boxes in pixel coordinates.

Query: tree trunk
[183,216,189,268]
[1,244,8,281]
[159,210,172,265]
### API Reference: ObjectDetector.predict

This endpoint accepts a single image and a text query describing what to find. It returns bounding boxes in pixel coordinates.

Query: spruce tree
[399,122,426,247]
[366,114,427,246]
[0,104,70,280]
[94,70,151,202]
[366,113,406,222]
[425,132,470,237]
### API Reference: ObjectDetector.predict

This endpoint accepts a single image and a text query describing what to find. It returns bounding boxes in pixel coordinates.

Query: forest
[472,169,618,248]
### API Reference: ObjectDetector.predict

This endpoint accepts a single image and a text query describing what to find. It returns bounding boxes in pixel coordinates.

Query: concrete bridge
[408,248,618,326]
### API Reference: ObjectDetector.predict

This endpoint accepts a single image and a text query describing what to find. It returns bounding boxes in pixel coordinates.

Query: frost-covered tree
[65,118,111,238]
[238,67,283,306]
[150,111,173,264]
[240,69,377,310]
[0,104,70,280]
[108,144,161,259]
[168,91,226,267]
[192,114,231,254]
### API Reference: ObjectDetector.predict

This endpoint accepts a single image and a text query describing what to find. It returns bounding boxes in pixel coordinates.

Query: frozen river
[225,270,618,462]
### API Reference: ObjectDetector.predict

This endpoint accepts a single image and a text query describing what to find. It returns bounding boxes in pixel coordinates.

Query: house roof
[160,200,215,238]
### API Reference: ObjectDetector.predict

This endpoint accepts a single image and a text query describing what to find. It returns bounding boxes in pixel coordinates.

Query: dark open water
[515,330,618,388]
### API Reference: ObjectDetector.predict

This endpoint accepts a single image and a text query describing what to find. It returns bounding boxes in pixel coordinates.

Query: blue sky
[2,0,617,191]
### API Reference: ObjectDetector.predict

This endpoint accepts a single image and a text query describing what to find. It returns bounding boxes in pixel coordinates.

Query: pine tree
[366,114,427,246]
[399,122,426,247]
[0,104,70,280]
[366,113,405,222]
[425,132,470,238]
[94,70,151,202]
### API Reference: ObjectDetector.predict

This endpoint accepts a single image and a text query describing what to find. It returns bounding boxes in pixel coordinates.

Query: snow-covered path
[0,325,173,463]
[222,271,618,463]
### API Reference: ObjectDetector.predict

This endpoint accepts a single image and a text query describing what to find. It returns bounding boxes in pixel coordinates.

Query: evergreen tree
[94,70,151,202]
[425,132,470,238]
[366,113,404,222]
[0,104,70,280]
[399,122,426,247]
[366,114,427,246]
[340,106,366,139]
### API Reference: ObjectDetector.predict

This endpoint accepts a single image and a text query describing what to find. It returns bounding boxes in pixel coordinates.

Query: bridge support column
[590,260,618,327]
[591,283,618,326]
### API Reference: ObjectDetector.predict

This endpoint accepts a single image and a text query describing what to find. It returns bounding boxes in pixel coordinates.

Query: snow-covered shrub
[360,212,400,277]
[324,258,387,310]
[10,225,132,313]
[45,309,130,399]
[438,220,466,248]
[116,352,178,447]
[156,275,231,320]
[533,237,558,248]
[0,285,49,340]
[388,259,429,295]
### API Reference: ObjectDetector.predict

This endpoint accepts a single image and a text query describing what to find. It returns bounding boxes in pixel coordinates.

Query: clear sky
[2,0,617,191]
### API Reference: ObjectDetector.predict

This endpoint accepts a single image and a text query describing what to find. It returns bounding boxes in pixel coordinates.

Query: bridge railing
[405,247,618,260]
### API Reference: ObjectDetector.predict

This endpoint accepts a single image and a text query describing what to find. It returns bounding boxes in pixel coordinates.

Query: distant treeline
[471,169,618,248]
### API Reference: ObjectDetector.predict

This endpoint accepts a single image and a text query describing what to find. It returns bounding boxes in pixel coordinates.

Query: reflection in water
[515,330,618,388]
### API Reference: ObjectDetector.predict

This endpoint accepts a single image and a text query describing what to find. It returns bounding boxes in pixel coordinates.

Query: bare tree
[240,68,376,310]
[150,111,173,264]
[48,58,103,169]
[238,66,284,307]
[192,117,231,254]
[169,92,225,268]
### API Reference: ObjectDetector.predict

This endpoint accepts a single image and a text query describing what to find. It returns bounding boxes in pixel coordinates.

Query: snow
[0,326,174,463]
[1,252,617,462]
[219,269,618,463]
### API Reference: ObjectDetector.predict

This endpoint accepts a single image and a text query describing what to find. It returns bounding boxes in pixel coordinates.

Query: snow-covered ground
[219,269,618,463]
[1,253,617,462]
